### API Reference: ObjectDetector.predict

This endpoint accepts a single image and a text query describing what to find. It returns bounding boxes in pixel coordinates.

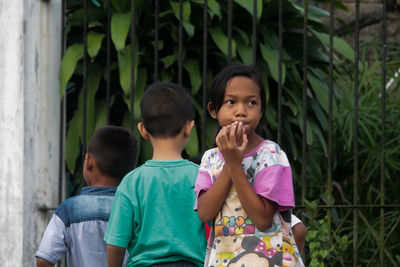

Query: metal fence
[59,0,400,266]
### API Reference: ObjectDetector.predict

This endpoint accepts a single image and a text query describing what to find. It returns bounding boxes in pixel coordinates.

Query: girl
[195,64,304,267]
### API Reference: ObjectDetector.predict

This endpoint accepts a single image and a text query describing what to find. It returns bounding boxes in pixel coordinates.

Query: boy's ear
[207,102,217,119]
[183,120,195,138]
[85,153,95,171]
[137,122,150,140]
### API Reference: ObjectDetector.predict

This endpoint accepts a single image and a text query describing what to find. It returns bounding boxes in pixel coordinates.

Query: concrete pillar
[0,0,62,266]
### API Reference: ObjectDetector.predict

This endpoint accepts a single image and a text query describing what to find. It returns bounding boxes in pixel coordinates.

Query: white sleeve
[35,214,68,264]
[291,214,302,227]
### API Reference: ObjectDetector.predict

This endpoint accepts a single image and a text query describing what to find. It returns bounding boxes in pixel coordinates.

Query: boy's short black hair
[87,126,138,180]
[140,82,193,138]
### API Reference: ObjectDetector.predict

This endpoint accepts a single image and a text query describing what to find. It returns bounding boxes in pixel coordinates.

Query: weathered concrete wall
[0,1,25,265]
[315,0,400,44]
[0,0,62,266]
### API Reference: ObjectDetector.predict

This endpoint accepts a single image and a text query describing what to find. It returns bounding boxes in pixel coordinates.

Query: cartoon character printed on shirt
[214,189,256,238]
[242,152,259,185]
[213,252,235,267]
[226,235,283,267]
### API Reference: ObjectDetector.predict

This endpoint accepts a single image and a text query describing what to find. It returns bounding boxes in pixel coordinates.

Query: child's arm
[107,244,126,267]
[218,122,276,231]
[36,258,53,267]
[292,216,307,254]
[197,165,232,223]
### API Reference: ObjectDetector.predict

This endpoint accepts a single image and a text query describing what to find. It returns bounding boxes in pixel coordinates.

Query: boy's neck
[149,136,185,161]
[89,178,120,187]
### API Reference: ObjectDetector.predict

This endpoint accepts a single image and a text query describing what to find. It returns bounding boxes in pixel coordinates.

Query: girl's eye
[249,100,257,105]
[225,100,234,105]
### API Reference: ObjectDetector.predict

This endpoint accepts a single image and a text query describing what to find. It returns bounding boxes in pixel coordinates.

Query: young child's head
[139,82,194,138]
[85,126,138,185]
[208,64,266,138]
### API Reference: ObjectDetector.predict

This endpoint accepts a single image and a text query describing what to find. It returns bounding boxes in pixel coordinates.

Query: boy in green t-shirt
[105,82,207,267]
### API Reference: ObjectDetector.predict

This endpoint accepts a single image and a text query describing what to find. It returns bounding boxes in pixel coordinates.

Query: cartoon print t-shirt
[195,140,304,267]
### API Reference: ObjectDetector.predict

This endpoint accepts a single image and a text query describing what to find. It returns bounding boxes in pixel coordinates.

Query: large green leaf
[184,60,202,94]
[208,0,222,19]
[86,64,103,139]
[209,26,237,58]
[68,8,104,26]
[133,68,147,120]
[308,74,329,114]
[139,138,154,162]
[170,0,191,20]
[117,44,139,96]
[170,0,195,37]
[59,44,83,98]
[259,42,286,84]
[292,3,329,23]
[186,124,199,157]
[111,0,130,13]
[65,111,81,174]
[310,28,354,62]
[234,0,263,20]
[191,0,221,19]
[87,31,105,59]
[237,41,253,65]
[111,12,131,51]
[161,54,177,69]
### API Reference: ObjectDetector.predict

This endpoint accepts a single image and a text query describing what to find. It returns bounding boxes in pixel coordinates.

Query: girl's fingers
[239,132,248,151]
[236,122,243,145]
[229,122,237,144]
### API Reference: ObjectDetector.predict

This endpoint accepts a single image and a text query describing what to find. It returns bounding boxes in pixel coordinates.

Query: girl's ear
[137,122,150,140]
[207,102,217,119]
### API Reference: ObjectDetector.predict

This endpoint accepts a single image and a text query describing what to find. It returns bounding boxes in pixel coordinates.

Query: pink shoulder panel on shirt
[193,170,212,210]
[253,164,295,211]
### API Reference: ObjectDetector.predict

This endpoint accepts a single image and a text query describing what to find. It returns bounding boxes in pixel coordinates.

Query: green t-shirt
[104,160,206,267]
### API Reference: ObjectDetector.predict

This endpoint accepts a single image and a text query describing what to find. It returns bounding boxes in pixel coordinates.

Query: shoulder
[55,193,115,226]
[54,195,81,226]
[200,147,220,165]
[257,140,285,154]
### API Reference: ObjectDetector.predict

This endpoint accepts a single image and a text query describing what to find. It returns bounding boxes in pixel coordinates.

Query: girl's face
[209,76,263,138]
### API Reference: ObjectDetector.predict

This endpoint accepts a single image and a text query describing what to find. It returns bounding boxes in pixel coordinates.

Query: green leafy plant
[303,199,349,266]
[61,0,351,189]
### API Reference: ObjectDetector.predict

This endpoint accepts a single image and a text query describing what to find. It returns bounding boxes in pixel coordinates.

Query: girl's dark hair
[208,64,267,138]
[140,82,193,138]
[87,126,138,180]
[208,64,266,117]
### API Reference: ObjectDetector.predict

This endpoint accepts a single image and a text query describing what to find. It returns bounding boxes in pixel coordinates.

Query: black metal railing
[58,0,399,266]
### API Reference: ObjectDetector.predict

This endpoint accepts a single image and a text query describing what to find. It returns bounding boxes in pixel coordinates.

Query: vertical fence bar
[59,0,67,206]
[56,0,67,267]
[380,0,387,265]
[201,0,208,153]
[353,0,360,265]
[82,0,88,158]
[130,0,135,131]
[277,0,283,145]
[327,0,334,242]
[251,0,257,66]
[106,0,111,124]
[178,0,183,85]
[301,0,308,206]
[154,0,159,82]
[227,0,233,65]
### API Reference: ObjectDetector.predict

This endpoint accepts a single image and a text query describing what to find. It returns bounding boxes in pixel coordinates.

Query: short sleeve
[35,214,68,264]
[291,214,302,227]
[104,189,134,248]
[193,150,215,210]
[253,147,295,211]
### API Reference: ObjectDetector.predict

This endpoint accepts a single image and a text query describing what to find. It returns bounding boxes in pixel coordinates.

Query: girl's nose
[235,104,247,117]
